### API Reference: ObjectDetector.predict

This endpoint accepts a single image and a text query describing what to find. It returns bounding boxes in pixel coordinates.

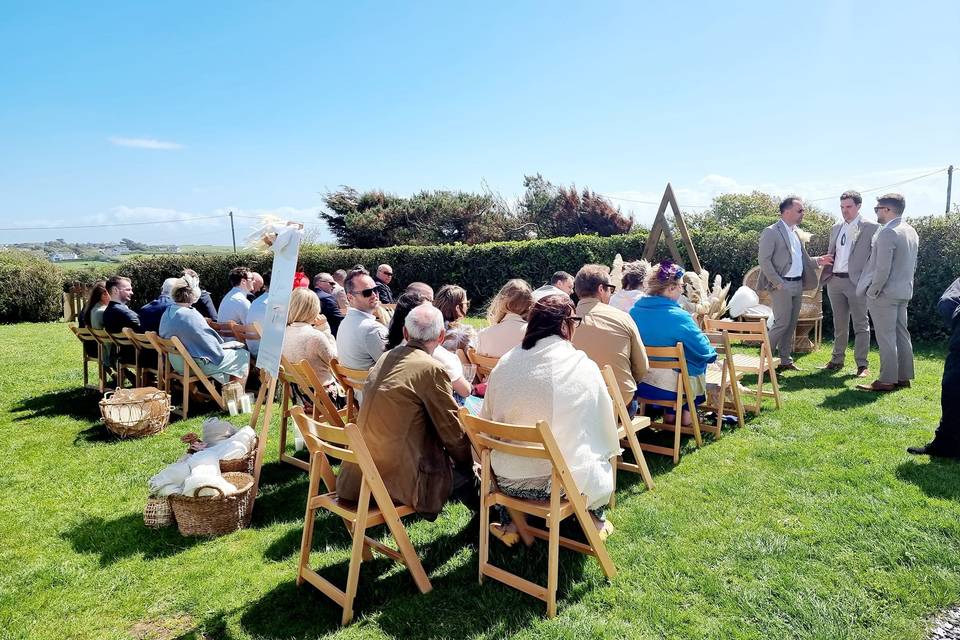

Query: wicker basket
[169,472,255,537]
[99,387,171,438]
[184,436,259,474]
[144,496,174,528]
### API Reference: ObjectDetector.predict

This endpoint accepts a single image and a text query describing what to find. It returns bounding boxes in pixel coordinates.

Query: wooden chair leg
[342,482,372,625]
[298,461,323,586]
[546,482,561,619]
[182,372,191,421]
[624,426,654,490]
[478,455,491,583]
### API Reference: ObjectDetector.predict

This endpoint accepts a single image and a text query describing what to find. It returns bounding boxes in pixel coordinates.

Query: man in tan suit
[819,190,880,377]
[757,197,822,371]
[856,193,919,392]
[336,304,473,519]
[570,264,649,416]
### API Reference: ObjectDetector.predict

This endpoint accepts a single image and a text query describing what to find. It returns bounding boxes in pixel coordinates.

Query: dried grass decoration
[682,268,731,321]
[99,387,172,438]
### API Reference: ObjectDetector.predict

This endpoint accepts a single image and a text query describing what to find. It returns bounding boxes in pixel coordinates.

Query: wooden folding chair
[70,325,104,392]
[600,365,654,495]
[146,333,226,419]
[230,322,261,346]
[90,328,118,388]
[456,408,617,618]
[703,318,781,414]
[205,318,238,339]
[466,347,500,381]
[701,330,746,434]
[291,407,432,625]
[108,330,139,388]
[634,343,703,464]
[277,356,348,472]
[122,328,162,388]
[329,358,370,423]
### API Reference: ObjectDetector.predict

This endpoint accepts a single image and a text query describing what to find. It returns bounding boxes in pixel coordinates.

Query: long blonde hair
[486,279,533,325]
[287,287,320,324]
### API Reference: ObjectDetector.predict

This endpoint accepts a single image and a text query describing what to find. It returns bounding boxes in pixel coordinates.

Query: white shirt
[531,284,570,301]
[833,215,861,274]
[476,313,527,357]
[244,291,269,356]
[217,287,251,324]
[781,219,804,278]
[608,289,645,314]
[431,343,465,383]
[335,307,388,370]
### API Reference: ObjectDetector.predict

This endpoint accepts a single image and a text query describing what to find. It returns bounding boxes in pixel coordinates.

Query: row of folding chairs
[275,319,782,624]
[69,323,262,420]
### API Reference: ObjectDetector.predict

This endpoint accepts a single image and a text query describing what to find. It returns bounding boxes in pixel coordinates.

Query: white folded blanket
[202,417,238,445]
[149,460,191,496]
[182,472,237,497]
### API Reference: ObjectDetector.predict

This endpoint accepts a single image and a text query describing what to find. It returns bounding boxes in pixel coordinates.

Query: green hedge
[0,252,64,323]
[47,214,960,341]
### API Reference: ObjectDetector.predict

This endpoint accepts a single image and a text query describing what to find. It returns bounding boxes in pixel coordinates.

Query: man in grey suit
[819,190,880,377]
[757,196,823,371]
[855,193,919,392]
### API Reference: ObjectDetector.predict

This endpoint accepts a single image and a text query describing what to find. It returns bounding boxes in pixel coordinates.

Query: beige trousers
[768,281,803,365]
[866,295,914,384]
[826,276,871,368]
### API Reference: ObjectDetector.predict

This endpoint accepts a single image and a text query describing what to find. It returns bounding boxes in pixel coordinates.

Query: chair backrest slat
[330,358,369,392]
[282,356,345,428]
[703,318,766,342]
[291,406,357,463]
[466,347,500,379]
[457,408,549,460]
[644,343,684,370]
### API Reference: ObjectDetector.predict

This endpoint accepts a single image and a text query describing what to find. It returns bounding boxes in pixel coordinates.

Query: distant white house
[50,252,79,262]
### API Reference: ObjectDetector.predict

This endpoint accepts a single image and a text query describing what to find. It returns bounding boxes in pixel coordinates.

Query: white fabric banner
[255,225,302,379]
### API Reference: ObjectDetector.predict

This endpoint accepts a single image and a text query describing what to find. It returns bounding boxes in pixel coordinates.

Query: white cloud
[604,166,951,228]
[108,136,184,150]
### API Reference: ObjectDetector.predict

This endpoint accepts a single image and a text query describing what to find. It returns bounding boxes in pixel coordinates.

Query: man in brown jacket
[336,304,473,519]
[571,264,649,416]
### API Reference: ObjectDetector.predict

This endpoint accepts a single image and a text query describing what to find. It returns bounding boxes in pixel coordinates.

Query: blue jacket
[138,295,174,333]
[316,289,345,336]
[629,295,717,376]
[159,304,226,365]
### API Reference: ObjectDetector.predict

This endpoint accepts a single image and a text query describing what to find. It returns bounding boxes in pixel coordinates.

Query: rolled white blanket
[202,417,238,445]
[148,461,190,495]
[229,426,257,450]
[188,450,222,475]
[182,472,237,497]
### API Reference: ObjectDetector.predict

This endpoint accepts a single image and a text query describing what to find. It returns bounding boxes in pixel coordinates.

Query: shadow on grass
[818,388,886,410]
[239,510,592,639]
[62,513,203,565]
[896,458,960,500]
[10,387,102,423]
[248,460,311,529]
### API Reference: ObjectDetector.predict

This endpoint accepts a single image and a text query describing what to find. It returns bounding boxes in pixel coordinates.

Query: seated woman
[609,261,648,313]
[389,290,472,400]
[78,280,110,363]
[159,278,250,386]
[283,287,342,407]
[481,294,620,545]
[629,262,717,426]
[476,279,533,357]
[433,284,476,353]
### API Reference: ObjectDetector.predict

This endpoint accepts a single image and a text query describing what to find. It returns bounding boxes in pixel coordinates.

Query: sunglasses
[351,286,378,298]
[602,283,617,293]
[567,315,583,328]
[874,206,890,213]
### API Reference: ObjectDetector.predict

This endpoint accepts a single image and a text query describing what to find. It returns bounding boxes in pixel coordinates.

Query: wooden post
[250,370,279,500]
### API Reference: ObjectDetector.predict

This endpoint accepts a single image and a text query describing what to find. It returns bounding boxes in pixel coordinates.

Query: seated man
[245,271,270,357]
[374,263,395,304]
[332,269,349,313]
[570,265,649,416]
[102,276,140,333]
[246,271,264,302]
[313,272,345,335]
[335,269,388,370]
[138,277,178,333]
[217,266,252,324]
[532,270,574,301]
[336,305,473,519]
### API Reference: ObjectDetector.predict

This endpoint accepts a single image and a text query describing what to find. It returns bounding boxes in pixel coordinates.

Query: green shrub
[0,251,65,323]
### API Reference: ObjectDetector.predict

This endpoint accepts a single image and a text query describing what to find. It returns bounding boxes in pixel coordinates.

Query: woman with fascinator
[629,262,717,426]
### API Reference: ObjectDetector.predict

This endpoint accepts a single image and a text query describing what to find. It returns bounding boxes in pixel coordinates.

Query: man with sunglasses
[374,264,395,304]
[571,264,649,417]
[757,197,821,372]
[313,272,345,336]
[856,193,918,392]
[335,269,389,370]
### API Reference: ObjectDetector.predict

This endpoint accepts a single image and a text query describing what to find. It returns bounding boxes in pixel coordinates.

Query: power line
[804,167,948,202]
[0,214,225,232]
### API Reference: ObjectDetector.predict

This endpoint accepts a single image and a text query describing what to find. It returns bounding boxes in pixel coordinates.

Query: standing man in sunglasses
[757,196,821,371]
[819,190,879,378]
[856,193,918,392]
[336,269,389,370]
[571,264,649,417]
[374,264,395,304]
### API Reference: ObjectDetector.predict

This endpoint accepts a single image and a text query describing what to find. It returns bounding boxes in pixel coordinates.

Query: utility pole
[947,165,954,214]
[229,210,237,254]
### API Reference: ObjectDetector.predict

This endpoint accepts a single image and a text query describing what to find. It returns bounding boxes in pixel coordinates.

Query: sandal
[597,520,615,542]
[489,522,519,548]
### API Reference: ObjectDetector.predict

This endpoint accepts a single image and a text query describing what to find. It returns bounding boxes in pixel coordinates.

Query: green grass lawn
[1,322,958,640]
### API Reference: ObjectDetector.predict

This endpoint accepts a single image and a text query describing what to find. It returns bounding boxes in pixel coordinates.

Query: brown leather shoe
[777,362,802,372]
[855,366,870,378]
[896,380,911,389]
[856,380,897,392]
[820,362,843,371]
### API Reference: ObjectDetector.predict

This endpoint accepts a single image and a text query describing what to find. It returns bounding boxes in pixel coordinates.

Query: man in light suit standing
[819,190,880,378]
[757,196,823,371]
[855,193,919,392]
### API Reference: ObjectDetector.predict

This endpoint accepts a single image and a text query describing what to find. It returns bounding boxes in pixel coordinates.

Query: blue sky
[1,1,957,246]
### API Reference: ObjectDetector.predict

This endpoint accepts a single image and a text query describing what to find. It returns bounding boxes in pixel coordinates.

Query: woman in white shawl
[480,294,620,546]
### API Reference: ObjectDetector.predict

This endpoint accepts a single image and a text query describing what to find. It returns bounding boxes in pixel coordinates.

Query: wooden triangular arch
[641,183,702,273]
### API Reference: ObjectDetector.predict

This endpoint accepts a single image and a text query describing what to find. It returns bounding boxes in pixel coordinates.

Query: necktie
[840,231,846,247]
